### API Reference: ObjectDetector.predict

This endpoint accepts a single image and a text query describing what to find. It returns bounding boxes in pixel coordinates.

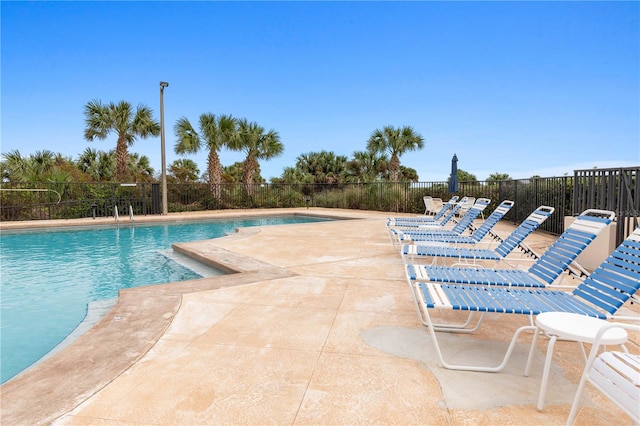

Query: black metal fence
[573,167,639,247]
[2,166,637,245]
[0,182,160,222]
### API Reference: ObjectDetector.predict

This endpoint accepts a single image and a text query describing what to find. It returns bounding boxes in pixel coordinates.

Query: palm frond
[83,99,111,141]
[173,117,201,154]
[132,104,160,139]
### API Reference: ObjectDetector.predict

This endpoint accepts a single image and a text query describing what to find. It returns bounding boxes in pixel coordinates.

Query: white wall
[564,216,617,271]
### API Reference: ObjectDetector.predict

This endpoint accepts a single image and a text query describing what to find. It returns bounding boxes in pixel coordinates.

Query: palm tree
[221,161,245,183]
[77,148,116,181]
[456,169,478,183]
[229,119,283,192]
[1,149,59,182]
[1,149,78,185]
[276,166,314,184]
[1,150,28,182]
[296,151,348,184]
[128,153,154,182]
[487,172,511,182]
[28,150,56,179]
[345,150,387,183]
[398,165,419,182]
[174,113,236,199]
[168,159,200,183]
[366,125,424,182]
[83,100,160,181]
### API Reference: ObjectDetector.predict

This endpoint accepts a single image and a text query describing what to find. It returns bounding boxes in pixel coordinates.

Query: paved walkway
[1,208,637,425]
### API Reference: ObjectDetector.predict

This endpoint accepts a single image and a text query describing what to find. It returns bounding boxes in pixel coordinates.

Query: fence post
[151,183,160,215]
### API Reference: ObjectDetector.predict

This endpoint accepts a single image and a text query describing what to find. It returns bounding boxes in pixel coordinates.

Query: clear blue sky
[2,1,639,182]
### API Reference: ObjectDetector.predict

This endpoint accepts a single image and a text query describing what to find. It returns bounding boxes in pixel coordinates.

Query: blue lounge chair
[401,205,558,266]
[408,225,640,372]
[405,209,614,281]
[389,198,491,248]
[386,196,462,228]
[455,196,478,219]
[395,200,514,246]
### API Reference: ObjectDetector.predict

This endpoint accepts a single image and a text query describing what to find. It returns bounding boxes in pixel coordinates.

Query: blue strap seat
[399,200,513,244]
[402,205,557,265]
[407,225,640,373]
[405,209,615,286]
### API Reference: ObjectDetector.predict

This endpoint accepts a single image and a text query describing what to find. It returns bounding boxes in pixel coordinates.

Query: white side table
[524,312,629,411]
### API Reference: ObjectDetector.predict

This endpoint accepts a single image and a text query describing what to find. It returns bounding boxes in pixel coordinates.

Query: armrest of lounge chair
[567,321,640,425]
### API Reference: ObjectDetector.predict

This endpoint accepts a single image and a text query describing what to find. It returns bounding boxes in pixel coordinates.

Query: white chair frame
[566,321,640,425]
[423,196,443,216]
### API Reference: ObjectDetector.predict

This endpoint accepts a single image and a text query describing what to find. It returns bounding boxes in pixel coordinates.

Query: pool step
[157,249,225,278]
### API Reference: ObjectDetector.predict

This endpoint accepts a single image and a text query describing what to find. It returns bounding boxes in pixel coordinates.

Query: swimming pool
[0,215,332,384]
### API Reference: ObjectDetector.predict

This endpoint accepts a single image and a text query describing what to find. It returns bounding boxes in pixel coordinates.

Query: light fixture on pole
[159,81,169,215]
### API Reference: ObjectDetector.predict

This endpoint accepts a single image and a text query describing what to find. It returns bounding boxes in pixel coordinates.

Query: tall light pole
[159,81,169,215]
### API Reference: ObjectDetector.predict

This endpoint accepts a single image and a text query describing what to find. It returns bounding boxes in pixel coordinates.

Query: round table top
[536,312,628,344]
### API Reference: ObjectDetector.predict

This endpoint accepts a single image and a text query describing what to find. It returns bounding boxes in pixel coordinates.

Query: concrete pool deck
[1,208,638,425]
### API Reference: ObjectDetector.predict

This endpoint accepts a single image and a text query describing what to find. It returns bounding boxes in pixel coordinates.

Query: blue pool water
[0,215,332,384]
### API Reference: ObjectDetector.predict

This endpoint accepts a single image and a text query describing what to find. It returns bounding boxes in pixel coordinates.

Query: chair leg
[429,321,536,372]
[414,284,536,372]
[524,326,541,377]
[537,335,558,410]
[566,365,591,426]
[407,281,484,331]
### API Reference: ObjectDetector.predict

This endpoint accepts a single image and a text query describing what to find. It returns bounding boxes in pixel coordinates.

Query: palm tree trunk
[389,154,400,182]
[207,151,222,200]
[115,135,129,181]
[242,154,258,197]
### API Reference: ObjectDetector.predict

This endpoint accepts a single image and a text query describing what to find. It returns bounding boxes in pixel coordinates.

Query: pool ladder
[114,205,135,224]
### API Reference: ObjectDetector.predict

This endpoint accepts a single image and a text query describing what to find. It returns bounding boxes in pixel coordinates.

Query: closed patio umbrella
[448,153,459,193]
